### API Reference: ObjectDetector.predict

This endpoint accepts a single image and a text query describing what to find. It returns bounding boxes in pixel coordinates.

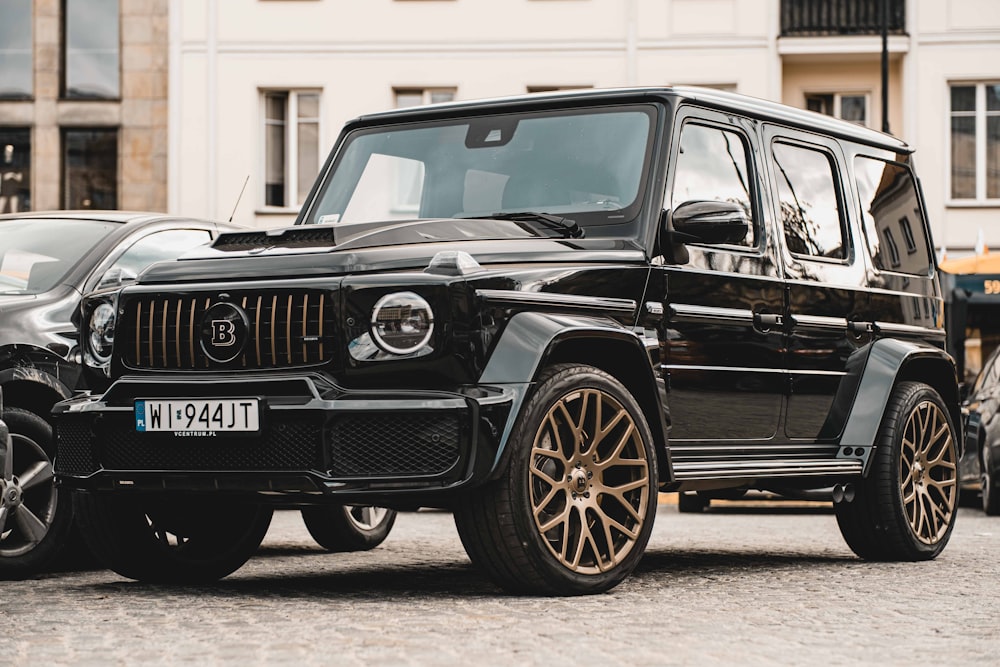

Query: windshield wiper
[462,212,584,239]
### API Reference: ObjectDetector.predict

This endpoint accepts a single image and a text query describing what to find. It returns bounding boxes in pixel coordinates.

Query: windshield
[0,218,116,295]
[302,105,656,235]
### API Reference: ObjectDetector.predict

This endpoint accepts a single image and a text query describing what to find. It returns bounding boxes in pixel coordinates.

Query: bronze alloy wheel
[899,399,957,545]
[529,387,650,575]
[836,381,959,562]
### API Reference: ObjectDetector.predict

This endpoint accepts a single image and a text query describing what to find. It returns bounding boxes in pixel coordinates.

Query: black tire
[73,492,272,583]
[835,381,959,561]
[981,444,1000,516]
[301,505,397,552]
[677,491,709,513]
[0,407,74,579]
[454,364,658,595]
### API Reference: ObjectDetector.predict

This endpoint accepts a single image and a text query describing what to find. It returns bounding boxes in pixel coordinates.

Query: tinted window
[772,142,846,260]
[671,123,756,247]
[855,155,931,275]
[63,128,118,209]
[0,218,116,294]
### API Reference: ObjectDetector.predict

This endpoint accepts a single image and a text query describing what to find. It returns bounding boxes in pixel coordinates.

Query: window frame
[259,88,322,212]
[947,81,1000,206]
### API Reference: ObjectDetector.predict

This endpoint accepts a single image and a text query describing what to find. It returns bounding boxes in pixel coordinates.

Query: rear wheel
[0,407,74,578]
[835,382,958,561]
[301,505,397,552]
[982,445,1000,516]
[455,364,657,595]
[74,492,272,583]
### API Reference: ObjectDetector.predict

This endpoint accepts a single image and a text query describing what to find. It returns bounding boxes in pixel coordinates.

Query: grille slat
[123,289,336,371]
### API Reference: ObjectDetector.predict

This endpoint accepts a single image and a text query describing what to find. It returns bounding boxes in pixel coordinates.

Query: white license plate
[135,399,260,433]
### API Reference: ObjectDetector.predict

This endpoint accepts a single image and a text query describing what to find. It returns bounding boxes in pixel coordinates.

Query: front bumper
[53,373,515,503]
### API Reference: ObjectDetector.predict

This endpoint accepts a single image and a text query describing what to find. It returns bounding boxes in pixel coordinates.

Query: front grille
[329,413,462,477]
[56,419,98,475]
[101,420,323,471]
[122,288,337,370]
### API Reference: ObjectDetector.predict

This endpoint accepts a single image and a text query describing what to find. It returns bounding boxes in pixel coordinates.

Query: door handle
[847,320,876,335]
[753,312,784,332]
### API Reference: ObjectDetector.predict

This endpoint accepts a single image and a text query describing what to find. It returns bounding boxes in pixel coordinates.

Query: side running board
[671,458,864,481]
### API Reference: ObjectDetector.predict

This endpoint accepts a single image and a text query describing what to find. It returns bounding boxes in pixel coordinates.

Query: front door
[659,110,786,443]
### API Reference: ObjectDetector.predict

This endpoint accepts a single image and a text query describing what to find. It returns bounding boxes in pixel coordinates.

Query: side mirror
[667,200,749,246]
[97,266,138,290]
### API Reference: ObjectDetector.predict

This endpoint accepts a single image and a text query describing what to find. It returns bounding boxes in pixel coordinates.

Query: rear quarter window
[854,155,932,276]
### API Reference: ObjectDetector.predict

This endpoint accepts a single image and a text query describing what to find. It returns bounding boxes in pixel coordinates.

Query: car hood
[137,218,645,284]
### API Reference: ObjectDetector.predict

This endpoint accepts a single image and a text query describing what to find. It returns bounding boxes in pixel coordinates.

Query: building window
[950,83,1000,201]
[806,93,868,126]
[63,128,118,209]
[263,90,320,209]
[394,88,456,108]
[0,129,31,212]
[0,0,33,99]
[63,0,120,99]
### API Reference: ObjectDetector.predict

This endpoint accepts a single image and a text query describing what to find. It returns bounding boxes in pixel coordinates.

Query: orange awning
[939,253,1000,275]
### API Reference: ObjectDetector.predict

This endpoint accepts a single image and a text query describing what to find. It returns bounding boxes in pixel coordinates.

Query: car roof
[350,86,911,154]
[0,210,221,226]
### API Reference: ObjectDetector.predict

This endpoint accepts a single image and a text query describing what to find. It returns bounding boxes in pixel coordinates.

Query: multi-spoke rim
[0,432,57,558]
[345,506,390,531]
[529,388,649,575]
[899,400,957,545]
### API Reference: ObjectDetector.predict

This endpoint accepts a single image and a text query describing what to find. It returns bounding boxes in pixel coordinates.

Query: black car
[55,88,961,595]
[0,211,234,576]
[960,346,1000,514]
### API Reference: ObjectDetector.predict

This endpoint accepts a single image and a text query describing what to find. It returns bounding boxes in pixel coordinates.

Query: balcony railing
[781,0,905,37]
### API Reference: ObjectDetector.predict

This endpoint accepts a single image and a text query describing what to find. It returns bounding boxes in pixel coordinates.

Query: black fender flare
[837,337,961,474]
[0,344,76,416]
[478,310,670,480]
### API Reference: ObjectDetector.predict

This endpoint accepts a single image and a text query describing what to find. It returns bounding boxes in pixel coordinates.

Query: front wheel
[300,505,397,552]
[455,364,658,595]
[74,493,273,583]
[835,381,958,561]
[0,407,74,578]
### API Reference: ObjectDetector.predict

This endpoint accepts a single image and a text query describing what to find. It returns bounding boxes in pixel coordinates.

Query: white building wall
[169,0,1000,246]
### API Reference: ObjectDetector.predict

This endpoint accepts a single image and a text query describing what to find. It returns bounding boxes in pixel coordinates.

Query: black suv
[54,88,961,595]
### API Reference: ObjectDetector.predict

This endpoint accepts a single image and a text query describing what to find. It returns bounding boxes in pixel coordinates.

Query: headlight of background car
[370,291,434,355]
[85,299,116,371]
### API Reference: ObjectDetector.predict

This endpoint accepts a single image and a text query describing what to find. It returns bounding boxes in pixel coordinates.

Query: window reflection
[63,129,118,209]
[773,142,845,260]
[0,129,31,212]
[0,0,33,99]
[64,0,120,99]
[671,123,756,247]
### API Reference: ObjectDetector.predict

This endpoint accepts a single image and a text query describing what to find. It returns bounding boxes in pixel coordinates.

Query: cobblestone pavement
[2,498,999,666]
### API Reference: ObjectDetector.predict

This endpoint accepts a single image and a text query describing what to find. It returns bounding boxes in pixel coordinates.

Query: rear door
[762,126,872,441]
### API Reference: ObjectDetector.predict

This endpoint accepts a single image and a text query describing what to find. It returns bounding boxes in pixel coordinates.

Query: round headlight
[370,291,434,355]
[88,302,116,363]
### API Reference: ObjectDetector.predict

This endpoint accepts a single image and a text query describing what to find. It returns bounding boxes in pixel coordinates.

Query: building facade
[0,0,169,213]
[2,0,997,256]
